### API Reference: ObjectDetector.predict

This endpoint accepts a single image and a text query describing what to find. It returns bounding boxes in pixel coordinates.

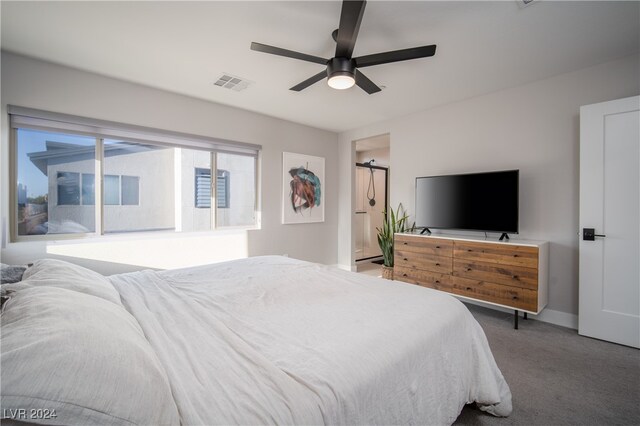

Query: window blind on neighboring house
[195,168,212,208]
[195,169,229,209]
[217,171,229,209]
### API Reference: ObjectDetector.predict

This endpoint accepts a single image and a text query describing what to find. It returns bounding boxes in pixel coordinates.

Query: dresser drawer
[394,266,452,288]
[451,276,537,311]
[395,251,453,274]
[394,235,453,257]
[454,241,538,269]
[452,259,538,290]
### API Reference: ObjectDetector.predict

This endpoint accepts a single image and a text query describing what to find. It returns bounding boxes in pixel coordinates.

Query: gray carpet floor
[454,304,640,426]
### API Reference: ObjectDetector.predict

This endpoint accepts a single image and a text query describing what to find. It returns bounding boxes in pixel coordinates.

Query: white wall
[1,52,338,273]
[338,53,640,317]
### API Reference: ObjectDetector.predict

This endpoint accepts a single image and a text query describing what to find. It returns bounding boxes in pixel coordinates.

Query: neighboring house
[25,141,254,235]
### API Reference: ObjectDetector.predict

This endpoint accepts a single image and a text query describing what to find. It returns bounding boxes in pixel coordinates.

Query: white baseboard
[461,299,578,330]
[533,308,578,330]
[332,264,356,272]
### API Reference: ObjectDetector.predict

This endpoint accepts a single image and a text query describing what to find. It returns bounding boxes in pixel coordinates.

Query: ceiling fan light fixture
[328,72,355,90]
[326,57,356,90]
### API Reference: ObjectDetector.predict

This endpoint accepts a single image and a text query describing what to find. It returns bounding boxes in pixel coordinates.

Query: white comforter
[110,256,511,425]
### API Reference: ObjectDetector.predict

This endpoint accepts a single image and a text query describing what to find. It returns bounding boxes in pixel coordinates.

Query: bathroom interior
[354,134,389,277]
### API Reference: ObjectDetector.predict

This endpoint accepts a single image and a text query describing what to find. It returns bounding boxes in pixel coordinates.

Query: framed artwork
[282,152,325,224]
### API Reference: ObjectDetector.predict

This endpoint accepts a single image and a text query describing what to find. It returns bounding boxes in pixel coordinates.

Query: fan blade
[354,45,437,68]
[290,70,327,91]
[335,0,366,58]
[251,42,328,65]
[355,69,381,94]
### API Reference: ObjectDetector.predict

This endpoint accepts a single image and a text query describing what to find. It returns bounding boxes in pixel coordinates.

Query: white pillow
[4,259,122,306]
[1,286,180,426]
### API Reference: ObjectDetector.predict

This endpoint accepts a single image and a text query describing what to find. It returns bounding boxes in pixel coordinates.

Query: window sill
[12,225,261,245]
[21,226,260,271]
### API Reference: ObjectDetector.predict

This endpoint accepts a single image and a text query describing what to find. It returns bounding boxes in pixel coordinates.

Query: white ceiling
[1,1,638,133]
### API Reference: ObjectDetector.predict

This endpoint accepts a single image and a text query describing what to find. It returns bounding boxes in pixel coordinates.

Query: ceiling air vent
[213,73,253,92]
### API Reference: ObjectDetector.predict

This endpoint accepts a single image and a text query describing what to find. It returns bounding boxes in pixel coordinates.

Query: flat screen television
[415,170,519,234]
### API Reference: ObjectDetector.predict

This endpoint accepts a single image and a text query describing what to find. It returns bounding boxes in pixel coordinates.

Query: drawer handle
[466,268,472,272]
[467,249,473,252]
[436,245,441,249]
[466,287,472,291]
[512,296,518,300]
[513,254,519,258]
[403,273,408,277]
[512,275,519,280]
[435,263,440,266]
[403,258,408,261]
[403,242,408,245]
[435,280,440,284]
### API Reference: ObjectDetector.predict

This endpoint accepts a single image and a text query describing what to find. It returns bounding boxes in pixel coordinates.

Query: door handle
[583,228,606,241]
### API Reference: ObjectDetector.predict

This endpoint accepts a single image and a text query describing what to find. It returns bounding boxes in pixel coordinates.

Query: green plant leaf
[376,203,412,267]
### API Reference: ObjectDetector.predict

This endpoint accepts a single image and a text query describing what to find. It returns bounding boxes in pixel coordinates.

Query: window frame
[9,110,261,242]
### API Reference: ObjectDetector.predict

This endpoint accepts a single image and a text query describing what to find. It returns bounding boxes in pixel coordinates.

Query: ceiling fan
[250,0,437,94]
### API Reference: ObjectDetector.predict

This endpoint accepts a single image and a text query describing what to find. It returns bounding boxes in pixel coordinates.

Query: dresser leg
[524,312,528,320]
[514,310,519,330]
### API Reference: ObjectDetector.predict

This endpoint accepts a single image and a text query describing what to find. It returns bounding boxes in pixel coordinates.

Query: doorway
[354,134,390,264]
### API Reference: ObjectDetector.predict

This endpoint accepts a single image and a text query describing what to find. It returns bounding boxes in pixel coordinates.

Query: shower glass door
[355,164,387,261]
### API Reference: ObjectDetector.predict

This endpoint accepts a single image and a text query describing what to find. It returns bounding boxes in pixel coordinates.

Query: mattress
[108,255,512,425]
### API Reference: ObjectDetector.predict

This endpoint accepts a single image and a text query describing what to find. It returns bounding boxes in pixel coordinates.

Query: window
[10,106,260,240]
[54,172,138,207]
[82,173,95,205]
[122,176,140,205]
[104,175,120,205]
[57,172,80,205]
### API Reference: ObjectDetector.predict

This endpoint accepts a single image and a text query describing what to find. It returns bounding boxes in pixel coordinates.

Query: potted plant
[376,203,413,280]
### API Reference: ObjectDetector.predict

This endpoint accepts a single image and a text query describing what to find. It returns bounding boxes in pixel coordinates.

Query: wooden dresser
[394,233,548,317]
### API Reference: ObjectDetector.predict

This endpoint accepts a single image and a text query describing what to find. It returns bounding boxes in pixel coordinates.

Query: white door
[579,96,640,348]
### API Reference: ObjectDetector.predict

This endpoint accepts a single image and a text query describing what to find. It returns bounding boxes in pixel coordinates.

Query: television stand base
[420,227,431,235]
[513,310,529,330]
[499,232,510,241]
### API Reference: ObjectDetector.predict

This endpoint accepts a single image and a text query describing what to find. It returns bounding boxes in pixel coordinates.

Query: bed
[1,256,511,425]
